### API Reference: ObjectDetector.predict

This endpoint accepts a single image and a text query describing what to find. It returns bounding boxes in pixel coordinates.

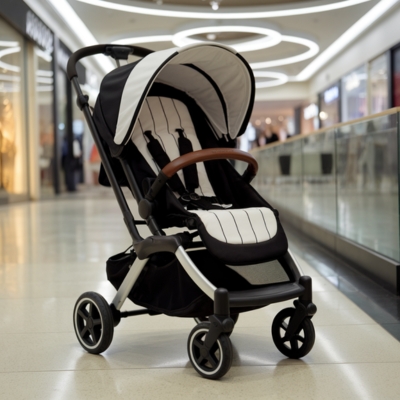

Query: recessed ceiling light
[207,33,217,40]
[172,25,282,52]
[210,1,220,11]
[265,117,272,124]
[77,0,371,19]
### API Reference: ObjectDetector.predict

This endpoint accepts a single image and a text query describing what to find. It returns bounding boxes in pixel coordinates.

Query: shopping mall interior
[1,0,400,398]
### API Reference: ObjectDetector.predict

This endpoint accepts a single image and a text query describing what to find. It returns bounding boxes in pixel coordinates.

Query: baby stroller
[68,43,317,380]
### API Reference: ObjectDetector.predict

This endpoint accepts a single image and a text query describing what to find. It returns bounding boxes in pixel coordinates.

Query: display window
[369,53,389,114]
[0,17,28,203]
[319,83,340,128]
[35,46,55,196]
[341,64,367,122]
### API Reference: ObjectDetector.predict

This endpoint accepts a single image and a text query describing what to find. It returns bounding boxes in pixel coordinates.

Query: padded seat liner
[190,208,277,244]
[130,96,216,198]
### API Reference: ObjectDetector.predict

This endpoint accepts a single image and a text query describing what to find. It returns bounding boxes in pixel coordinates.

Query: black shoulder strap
[176,129,199,193]
[144,130,186,195]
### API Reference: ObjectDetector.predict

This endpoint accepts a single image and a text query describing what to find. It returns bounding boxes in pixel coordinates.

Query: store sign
[26,11,53,53]
[323,86,339,104]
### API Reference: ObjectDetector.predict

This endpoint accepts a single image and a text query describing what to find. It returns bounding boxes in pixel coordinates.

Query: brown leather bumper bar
[162,148,258,179]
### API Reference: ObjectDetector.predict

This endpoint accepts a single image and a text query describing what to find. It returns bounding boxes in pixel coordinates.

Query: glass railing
[238,108,400,262]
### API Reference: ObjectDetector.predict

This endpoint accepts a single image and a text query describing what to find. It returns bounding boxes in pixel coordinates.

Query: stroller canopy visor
[96,43,255,147]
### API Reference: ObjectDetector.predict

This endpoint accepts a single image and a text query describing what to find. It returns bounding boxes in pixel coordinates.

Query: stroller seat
[128,87,287,265]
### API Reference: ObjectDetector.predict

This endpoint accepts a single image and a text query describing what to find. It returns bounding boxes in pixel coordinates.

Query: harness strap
[176,129,199,193]
[144,130,226,210]
[144,130,186,195]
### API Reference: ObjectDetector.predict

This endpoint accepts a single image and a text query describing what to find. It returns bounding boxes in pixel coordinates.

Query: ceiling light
[112,27,317,74]
[253,71,289,88]
[210,1,220,11]
[296,0,398,81]
[112,34,173,46]
[250,35,319,69]
[172,25,282,52]
[207,33,217,40]
[47,0,114,74]
[77,0,371,19]
[265,117,272,124]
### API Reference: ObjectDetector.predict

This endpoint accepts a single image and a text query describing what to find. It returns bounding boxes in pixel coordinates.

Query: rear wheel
[73,292,114,354]
[271,307,315,359]
[188,322,233,380]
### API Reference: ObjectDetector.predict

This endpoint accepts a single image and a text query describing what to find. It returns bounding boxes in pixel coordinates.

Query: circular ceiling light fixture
[172,25,282,52]
[77,0,371,19]
[112,34,173,46]
[113,30,318,69]
[253,71,289,88]
[250,35,319,69]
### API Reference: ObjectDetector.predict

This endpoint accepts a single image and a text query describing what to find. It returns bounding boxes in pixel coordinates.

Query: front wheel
[271,307,315,359]
[73,291,114,354]
[194,313,239,325]
[187,322,233,380]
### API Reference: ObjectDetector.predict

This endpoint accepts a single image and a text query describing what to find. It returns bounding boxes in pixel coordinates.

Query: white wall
[256,82,309,101]
[309,3,400,98]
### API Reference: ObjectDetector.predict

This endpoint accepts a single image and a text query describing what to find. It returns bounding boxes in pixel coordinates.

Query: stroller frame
[68,44,317,380]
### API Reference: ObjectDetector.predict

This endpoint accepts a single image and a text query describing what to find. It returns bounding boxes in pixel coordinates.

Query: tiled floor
[1,195,400,399]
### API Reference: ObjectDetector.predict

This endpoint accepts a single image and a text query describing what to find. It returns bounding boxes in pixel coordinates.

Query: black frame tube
[67,44,153,80]
[71,77,142,243]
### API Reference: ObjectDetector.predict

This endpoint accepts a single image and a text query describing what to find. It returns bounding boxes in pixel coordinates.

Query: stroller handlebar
[67,44,154,81]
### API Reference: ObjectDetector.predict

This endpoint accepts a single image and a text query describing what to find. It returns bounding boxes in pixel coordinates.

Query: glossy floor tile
[1,195,400,399]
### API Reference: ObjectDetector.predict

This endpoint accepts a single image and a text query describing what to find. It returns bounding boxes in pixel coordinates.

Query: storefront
[0,0,88,203]
[318,83,340,128]
[341,64,367,122]
[369,52,389,114]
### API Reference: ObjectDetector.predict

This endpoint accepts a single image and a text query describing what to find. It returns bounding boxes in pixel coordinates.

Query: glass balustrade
[238,108,400,262]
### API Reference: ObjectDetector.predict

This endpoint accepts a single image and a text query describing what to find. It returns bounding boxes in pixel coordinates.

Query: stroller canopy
[96,43,255,149]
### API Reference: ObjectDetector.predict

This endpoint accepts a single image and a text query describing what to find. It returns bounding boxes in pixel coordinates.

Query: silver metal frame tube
[175,246,216,299]
[111,256,149,310]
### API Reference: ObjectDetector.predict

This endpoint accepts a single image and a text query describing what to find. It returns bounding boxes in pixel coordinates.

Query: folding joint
[76,94,89,111]
[109,304,121,327]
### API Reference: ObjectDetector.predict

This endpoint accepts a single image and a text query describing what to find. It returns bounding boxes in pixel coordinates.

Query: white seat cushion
[190,207,277,245]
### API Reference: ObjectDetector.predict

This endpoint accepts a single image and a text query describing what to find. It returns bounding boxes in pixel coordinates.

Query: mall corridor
[1,193,400,399]
[2,0,400,398]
